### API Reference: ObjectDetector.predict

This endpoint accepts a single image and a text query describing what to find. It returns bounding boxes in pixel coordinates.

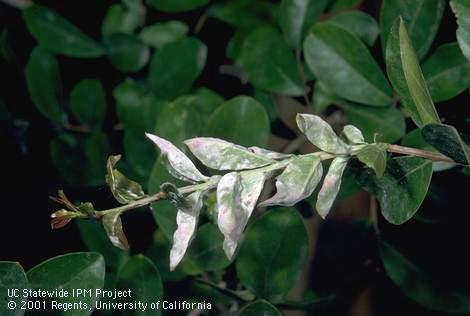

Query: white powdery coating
[259,156,323,207]
[185,137,274,170]
[169,191,203,271]
[316,157,349,219]
[248,146,293,160]
[146,133,208,183]
[342,125,365,144]
[296,113,350,154]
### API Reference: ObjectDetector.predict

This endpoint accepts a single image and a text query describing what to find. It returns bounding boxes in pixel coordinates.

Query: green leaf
[148,37,207,99]
[240,27,304,96]
[22,5,104,58]
[386,18,440,127]
[116,255,163,316]
[27,253,105,316]
[148,0,208,12]
[380,0,445,59]
[70,79,106,129]
[146,133,208,183]
[0,262,28,316]
[304,23,392,106]
[312,81,336,113]
[84,131,111,186]
[124,129,157,182]
[451,0,470,60]
[253,89,277,121]
[337,101,406,143]
[422,42,470,102]
[205,96,271,147]
[236,208,309,301]
[50,134,89,186]
[101,3,145,36]
[316,157,349,218]
[328,0,362,12]
[185,138,274,170]
[380,241,470,313]
[238,300,282,316]
[422,123,470,165]
[103,212,129,251]
[139,21,188,48]
[259,156,322,207]
[280,0,329,48]
[25,46,63,122]
[103,33,150,73]
[360,156,432,224]
[296,113,350,154]
[355,143,388,177]
[328,11,379,46]
[106,155,146,204]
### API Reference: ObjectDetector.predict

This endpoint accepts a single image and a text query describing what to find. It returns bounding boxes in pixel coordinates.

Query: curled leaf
[185,137,274,170]
[50,210,76,229]
[106,155,146,204]
[103,212,129,250]
[146,133,209,183]
[316,157,349,218]
[342,125,365,144]
[296,114,349,154]
[259,156,323,207]
[355,143,388,177]
[170,191,204,271]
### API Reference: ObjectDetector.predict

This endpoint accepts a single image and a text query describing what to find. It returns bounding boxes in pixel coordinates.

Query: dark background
[1,1,470,315]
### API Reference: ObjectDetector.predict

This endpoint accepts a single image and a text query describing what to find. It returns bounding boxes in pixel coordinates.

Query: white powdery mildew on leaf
[342,125,365,144]
[248,146,294,160]
[296,113,350,154]
[103,212,129,250]
[259,155,323,207]
[185,137,275,170]
[316,157,349,218]
[146,133,208,183]
[169,191,204,271]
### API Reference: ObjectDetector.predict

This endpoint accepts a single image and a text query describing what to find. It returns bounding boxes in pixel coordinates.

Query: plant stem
[387,144,456,164]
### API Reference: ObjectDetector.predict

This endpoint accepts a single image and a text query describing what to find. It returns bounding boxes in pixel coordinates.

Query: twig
[194,12,208,34]
[282,134,308,154]
[219,65,248,84]
[387,144,458,164]
[63,123,91,133]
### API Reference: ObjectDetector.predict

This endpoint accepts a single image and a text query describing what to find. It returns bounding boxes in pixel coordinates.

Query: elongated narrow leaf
[386,18,440,127]
[170,191,204,270]
[296,114,349,154]
[360,156,432,224]
[380,0,445,59]
[304,23,392,106]
[102,212,129,250]
[280,0,329,48]
[423,42,470,102]
[342,125,365,144]
[451,0,470,60]
[328,11,379,46]
[106,155,145,204]
[23,5,104,58]
[185,137,274,170]
[422,124,470,165]
[0,262,28,316]
[259,156,322,207]
[316,157,348,218]
[355,143,388,177]
[146,133,209,183]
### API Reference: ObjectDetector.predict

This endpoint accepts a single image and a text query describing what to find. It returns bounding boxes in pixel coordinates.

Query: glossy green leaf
[328,0,362,12]
[139,21,188,48]
[148,0,208,12]
[27,253,105,316]
[103,212,129,250]
[116,255,163,316]
[25,46,63,122]
[316,157,349,218]
[148,37,207,98]
[84,131,111,186]
[338,101,406,143]
[254,89,277,121]
[22,5,104,58]
[101,3,145,36]
[106,155,146,204]
[328,11,379,46]
[386,18,441,127]
[451,0,470,60]
[259,156,322,207]
[240,27,303,96]
[355,143,388,177]
[280,0,329,48]
[380,0,445,59]
[0,262,28,316]
[124,129,157,182]
[185,137,273,171]
[296,113,350,154]
[238,300,282,316]
[103,34,150,73]
[70,79,106,129]
[50,134,89,186]
[192,88,224,116]
[205,96,270,147]
[236,208,309,301]
[360,156,432,224]
[422,123,470,165]
[380,241,470,313]
[304,23,392,106]
[422,42,470,102]
[312,81,336,113]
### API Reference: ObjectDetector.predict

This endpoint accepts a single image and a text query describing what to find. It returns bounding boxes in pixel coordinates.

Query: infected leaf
[102,212,129,250]
[316,157,349,218]
[355,143,388,177]
[106,155,146,204]
[341,125,365,145]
